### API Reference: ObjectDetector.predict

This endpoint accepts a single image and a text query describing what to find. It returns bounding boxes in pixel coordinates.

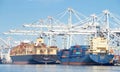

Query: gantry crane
[0,37,12,63]
[3,8,120,52]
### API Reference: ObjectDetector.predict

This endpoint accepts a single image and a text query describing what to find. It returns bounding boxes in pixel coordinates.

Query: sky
[0,0,120,46]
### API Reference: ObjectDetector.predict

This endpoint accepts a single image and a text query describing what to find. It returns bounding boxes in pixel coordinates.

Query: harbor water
[0,64,120,72]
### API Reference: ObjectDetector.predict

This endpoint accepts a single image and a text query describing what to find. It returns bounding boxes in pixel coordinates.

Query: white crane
[3,8,120,51]
[22,8,92,48]
[0,37,12,63]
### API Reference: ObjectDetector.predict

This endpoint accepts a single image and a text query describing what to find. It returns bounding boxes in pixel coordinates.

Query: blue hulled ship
[58,37,114,65]
[58,45,95,65]
[88,37,114,65]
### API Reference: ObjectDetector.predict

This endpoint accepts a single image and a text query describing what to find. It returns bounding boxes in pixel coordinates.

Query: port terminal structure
[0,37,12,63]
[1,8,120,63]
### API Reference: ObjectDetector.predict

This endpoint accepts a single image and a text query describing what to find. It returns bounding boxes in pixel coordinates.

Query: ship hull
[11,55,38,64]
[59,55,96,65]
[33,55,59,64]
[89,54,114,65]
[58,45,97,65]
[11,55,59,64]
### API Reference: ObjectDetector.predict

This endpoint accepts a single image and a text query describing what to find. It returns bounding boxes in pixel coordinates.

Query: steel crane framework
[2,8,120,53]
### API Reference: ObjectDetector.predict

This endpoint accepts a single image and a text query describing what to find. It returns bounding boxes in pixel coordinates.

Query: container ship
[88,37,114,65]
[57,45,95,65]
[10,37,59,64]
[58,37,114,65]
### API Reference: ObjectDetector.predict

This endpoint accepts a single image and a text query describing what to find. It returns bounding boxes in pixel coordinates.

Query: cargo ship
[88,37,114,65]
[57,45,95,65]
[58,37,114,65]
[10,37,59,64]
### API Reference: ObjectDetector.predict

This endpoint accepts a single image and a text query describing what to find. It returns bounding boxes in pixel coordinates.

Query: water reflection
[0,64,120,72]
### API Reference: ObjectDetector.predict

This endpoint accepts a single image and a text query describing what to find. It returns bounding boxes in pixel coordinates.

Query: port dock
[0,8,120,65]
